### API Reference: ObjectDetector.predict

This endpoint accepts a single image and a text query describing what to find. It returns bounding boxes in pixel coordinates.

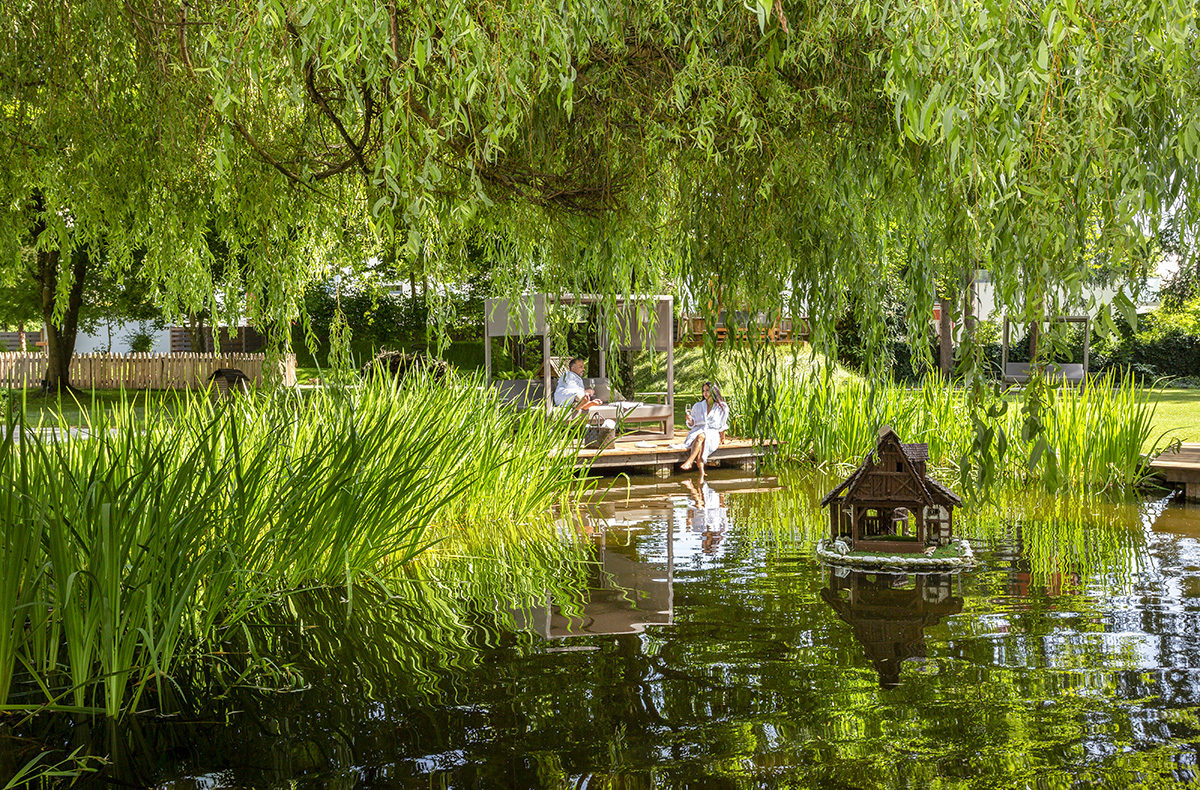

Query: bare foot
[680,461,693,471]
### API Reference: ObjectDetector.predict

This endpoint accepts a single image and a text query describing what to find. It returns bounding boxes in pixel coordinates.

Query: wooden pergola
[1000,315,1090,384]
[484,292,676,419]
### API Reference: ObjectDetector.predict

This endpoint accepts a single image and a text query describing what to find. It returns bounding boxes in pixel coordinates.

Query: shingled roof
[819,425,961,508]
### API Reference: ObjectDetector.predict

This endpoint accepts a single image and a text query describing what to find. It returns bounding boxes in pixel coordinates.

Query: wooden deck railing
[0,352,297,389]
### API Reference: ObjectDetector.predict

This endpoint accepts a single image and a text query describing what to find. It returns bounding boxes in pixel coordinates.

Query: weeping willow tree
[2,0,1198,390]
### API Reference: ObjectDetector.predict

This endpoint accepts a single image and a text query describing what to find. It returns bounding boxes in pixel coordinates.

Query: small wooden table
[588,401,674,441]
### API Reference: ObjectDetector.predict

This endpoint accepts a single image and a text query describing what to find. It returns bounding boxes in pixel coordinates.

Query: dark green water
[9,470,1200,788]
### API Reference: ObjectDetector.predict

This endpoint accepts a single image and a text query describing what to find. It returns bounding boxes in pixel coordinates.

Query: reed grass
[0,373,588,719]
[747,370,1165,493]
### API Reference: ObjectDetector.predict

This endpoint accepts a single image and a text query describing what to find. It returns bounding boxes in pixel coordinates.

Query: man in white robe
[553,356,602,411]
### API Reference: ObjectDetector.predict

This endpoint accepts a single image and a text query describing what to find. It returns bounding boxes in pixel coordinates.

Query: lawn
[3,388,184,424]
[1149,388,1200,446]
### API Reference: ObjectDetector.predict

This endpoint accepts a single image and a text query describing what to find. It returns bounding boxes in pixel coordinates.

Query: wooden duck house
[820,425,963,554]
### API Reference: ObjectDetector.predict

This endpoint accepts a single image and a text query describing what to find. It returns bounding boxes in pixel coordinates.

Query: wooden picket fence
[0,353,297,390]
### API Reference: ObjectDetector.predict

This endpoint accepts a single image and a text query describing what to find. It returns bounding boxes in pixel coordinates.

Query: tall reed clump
[762,373,973,468]
[0,373,586,719]
[756,369,1165,493]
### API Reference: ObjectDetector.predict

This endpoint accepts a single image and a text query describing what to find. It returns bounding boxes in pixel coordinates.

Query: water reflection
[9,474,1200,788]
[513,524,674,638]
[512,475,752,638]
[680,479,729,555]
[821,571,963,689]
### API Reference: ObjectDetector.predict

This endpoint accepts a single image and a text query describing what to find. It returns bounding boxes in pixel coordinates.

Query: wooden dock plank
[571,429,772,474]
[1150,443,1200,499]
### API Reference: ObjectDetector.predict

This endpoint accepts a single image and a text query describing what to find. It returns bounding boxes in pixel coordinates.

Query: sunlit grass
[1146,388,1200,447]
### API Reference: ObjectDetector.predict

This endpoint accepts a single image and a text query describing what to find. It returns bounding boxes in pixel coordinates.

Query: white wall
[973,275,1161,321]
[73,320,172,354]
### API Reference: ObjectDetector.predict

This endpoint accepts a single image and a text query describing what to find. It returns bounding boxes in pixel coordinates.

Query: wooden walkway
[1149,443,1200,500]
[573,429,773,476]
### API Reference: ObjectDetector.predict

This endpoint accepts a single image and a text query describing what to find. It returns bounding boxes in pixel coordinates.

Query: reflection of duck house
[821,571,963,689]
[820,425,963,553]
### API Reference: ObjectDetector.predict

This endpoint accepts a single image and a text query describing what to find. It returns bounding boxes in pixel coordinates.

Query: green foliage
[758,369,1164,494]
[1092,297,1200,380]
[0,375,587,719]
[5,0,1199,367]
[121,327,156,353]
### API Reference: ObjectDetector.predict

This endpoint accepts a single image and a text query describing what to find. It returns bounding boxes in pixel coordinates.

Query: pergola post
[666,296,675,414]
[1081,317,1091,376]
[1001,319,1010,373]
[484,326,492,386]
[598,318,607,381]
[542,330,552,409]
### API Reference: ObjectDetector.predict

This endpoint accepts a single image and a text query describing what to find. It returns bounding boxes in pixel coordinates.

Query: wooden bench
[1003,362,1086,385]
[586,402,674,441]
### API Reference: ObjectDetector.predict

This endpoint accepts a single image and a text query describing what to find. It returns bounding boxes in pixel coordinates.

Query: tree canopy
[3,0,1198,372]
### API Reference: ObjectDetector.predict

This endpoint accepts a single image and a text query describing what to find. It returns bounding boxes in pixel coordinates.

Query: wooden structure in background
[1150,443,1200,501]
[676,312,809,346]
[821,426,962,553]
[1001,315,1090,384]
[0,352,296,389]
[0,331,42,352]
[484,294,676,440]
[170,325,268,353]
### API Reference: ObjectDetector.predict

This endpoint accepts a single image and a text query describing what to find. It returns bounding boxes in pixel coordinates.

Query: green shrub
[1092,298,1200,381]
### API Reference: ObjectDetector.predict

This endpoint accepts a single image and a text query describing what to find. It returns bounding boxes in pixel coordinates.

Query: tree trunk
[17,322,26,352]
[1028,321,1039,362]
[938,298,953,378]
[961,272,976,348]
[37,246,89,393]
[187,313,208,352]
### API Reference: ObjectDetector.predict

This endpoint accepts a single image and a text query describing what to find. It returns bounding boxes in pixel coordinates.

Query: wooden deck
[585,473,781,504]
[573,429,773,476]
[1149,443,1200,500]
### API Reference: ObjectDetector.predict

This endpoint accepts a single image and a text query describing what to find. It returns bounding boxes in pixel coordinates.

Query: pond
[7,469,1200,788]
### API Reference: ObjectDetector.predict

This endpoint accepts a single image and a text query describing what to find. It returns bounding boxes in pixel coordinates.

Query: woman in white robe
[680,381,729,474]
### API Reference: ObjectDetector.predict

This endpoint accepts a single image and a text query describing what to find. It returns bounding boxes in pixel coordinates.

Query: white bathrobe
[553,370,586,408]
[684,400,729,462]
